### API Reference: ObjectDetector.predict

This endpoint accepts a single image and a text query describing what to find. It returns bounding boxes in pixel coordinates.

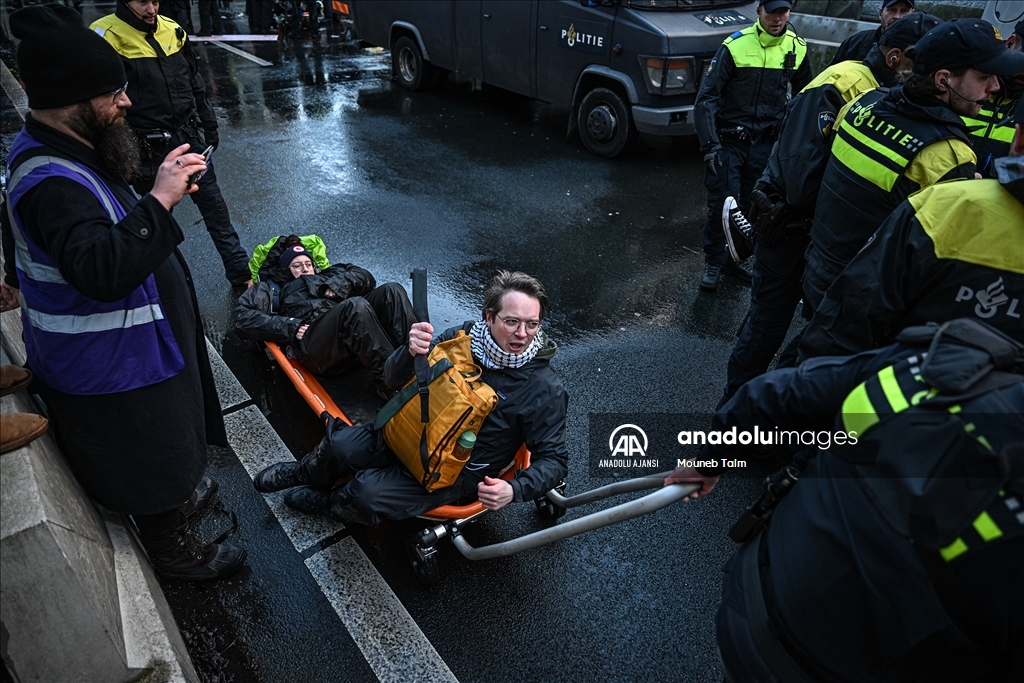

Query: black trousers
[198,0,224,34]
[296,282,415,379]
[720,227,810,407]
[716,542,783,683]
[702,137,774,266]
[133,132,249,281]
[300,423,481,526]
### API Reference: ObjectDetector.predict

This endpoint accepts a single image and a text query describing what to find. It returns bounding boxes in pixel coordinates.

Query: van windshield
[626,0,749,9]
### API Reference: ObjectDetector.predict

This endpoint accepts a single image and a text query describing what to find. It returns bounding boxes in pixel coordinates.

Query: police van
[352,0,759,157]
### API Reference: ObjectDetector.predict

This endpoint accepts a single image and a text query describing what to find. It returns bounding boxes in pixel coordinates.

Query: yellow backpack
[373,331,498,491]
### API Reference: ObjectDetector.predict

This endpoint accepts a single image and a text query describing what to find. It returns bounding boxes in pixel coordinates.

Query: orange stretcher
[261,339,531,520]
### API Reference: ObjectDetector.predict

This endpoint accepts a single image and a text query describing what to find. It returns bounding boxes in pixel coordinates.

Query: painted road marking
[209,40,274,66]
[1,60,29,120]
[192,34,279,42]
[206,348,459,683]
[308,539,459,683]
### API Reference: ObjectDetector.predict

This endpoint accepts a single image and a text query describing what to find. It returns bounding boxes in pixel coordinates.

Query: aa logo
[609,424,648,458]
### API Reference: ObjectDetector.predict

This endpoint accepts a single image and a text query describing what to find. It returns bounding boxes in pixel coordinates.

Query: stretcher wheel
[407,539,440,587]
[534,496,565,521]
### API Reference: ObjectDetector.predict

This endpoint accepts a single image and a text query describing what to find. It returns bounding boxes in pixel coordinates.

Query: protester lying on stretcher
[233,234,415,401]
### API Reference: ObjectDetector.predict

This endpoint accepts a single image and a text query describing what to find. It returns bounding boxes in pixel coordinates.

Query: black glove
[704,147,722,176]
[204,128,219,151]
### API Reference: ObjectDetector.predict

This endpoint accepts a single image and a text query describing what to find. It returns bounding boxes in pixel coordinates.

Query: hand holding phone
[187,145,214,188]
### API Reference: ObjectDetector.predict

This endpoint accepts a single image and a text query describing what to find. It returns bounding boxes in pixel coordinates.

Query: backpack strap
[372,358,453,430]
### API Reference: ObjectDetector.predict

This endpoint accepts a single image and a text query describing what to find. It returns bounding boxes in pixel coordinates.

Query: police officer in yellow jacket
[799,91,1024,361]
[91,0,250,285]
[717,13,939,406]
[964,20,1023,178]
[803,19,1024,315]
[693,0,810,291]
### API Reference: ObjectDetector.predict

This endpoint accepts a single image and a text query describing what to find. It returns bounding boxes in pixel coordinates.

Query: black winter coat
[233,263,376,345]
[2,116,225,515]
[384,322,569,502]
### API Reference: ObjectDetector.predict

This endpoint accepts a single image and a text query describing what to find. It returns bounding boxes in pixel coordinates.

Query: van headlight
[639,56,697,95]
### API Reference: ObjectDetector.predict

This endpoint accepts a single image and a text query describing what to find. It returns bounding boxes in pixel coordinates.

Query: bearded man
[1,5,245,581]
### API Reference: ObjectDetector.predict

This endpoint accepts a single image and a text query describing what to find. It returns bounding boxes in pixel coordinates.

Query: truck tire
[577,87,638,158]
[392,35,436,91]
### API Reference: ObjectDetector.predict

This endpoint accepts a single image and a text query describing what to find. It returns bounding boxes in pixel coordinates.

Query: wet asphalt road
[2,7,801,681]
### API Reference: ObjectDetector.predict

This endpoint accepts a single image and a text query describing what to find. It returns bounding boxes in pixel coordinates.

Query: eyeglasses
[110,82,128,103]
[495,314,541,334]
[289,260,314,273]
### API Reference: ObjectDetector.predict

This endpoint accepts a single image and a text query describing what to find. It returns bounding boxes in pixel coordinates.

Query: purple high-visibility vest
[5,128,184,395]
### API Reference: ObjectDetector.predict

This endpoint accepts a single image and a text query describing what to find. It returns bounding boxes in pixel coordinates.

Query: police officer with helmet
[692,0,811,291]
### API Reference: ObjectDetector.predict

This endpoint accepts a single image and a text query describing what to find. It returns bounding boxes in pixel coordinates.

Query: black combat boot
[253,461,307,493]
[180,475,219,517]
[138,512,246,582]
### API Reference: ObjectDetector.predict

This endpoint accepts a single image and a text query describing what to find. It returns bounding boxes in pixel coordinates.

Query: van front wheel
[392,36,436,91]
[577,87,638,158]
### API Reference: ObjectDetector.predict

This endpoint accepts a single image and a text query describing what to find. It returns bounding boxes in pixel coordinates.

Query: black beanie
[279,244,315,270]
[11,5,126,110]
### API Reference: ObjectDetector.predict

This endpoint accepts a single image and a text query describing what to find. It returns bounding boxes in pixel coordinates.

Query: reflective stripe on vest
[5,130,185,395]
[831,93,921,191]
[724,23,807,71]
[962,97,1017,144]
[841,361,1023,564]
[939,490,1024,562]
[841,355,936,438]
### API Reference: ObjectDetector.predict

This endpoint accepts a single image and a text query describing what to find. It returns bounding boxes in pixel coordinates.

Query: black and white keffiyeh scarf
[469,320,544,370]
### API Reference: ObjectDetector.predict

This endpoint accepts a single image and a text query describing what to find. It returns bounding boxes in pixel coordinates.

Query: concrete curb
[1,310,199,683]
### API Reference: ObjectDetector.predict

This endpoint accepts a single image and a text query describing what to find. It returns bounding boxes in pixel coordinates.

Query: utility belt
[748,185,812,248]
[134,111,203,158]
[718,121,780,145]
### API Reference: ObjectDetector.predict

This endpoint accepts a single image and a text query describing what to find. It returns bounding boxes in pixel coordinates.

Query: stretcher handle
[546,472,671,509]
[411,267,429,423]
[450,481,698,561]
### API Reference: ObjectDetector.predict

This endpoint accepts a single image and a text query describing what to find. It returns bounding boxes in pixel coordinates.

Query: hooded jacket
[384,322,569,503]
[234,263,377,345]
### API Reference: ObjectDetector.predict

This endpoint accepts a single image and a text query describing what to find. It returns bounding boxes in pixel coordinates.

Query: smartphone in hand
[186,145,214,188]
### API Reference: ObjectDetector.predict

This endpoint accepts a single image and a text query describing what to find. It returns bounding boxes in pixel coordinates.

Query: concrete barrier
[1,306,198,683]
